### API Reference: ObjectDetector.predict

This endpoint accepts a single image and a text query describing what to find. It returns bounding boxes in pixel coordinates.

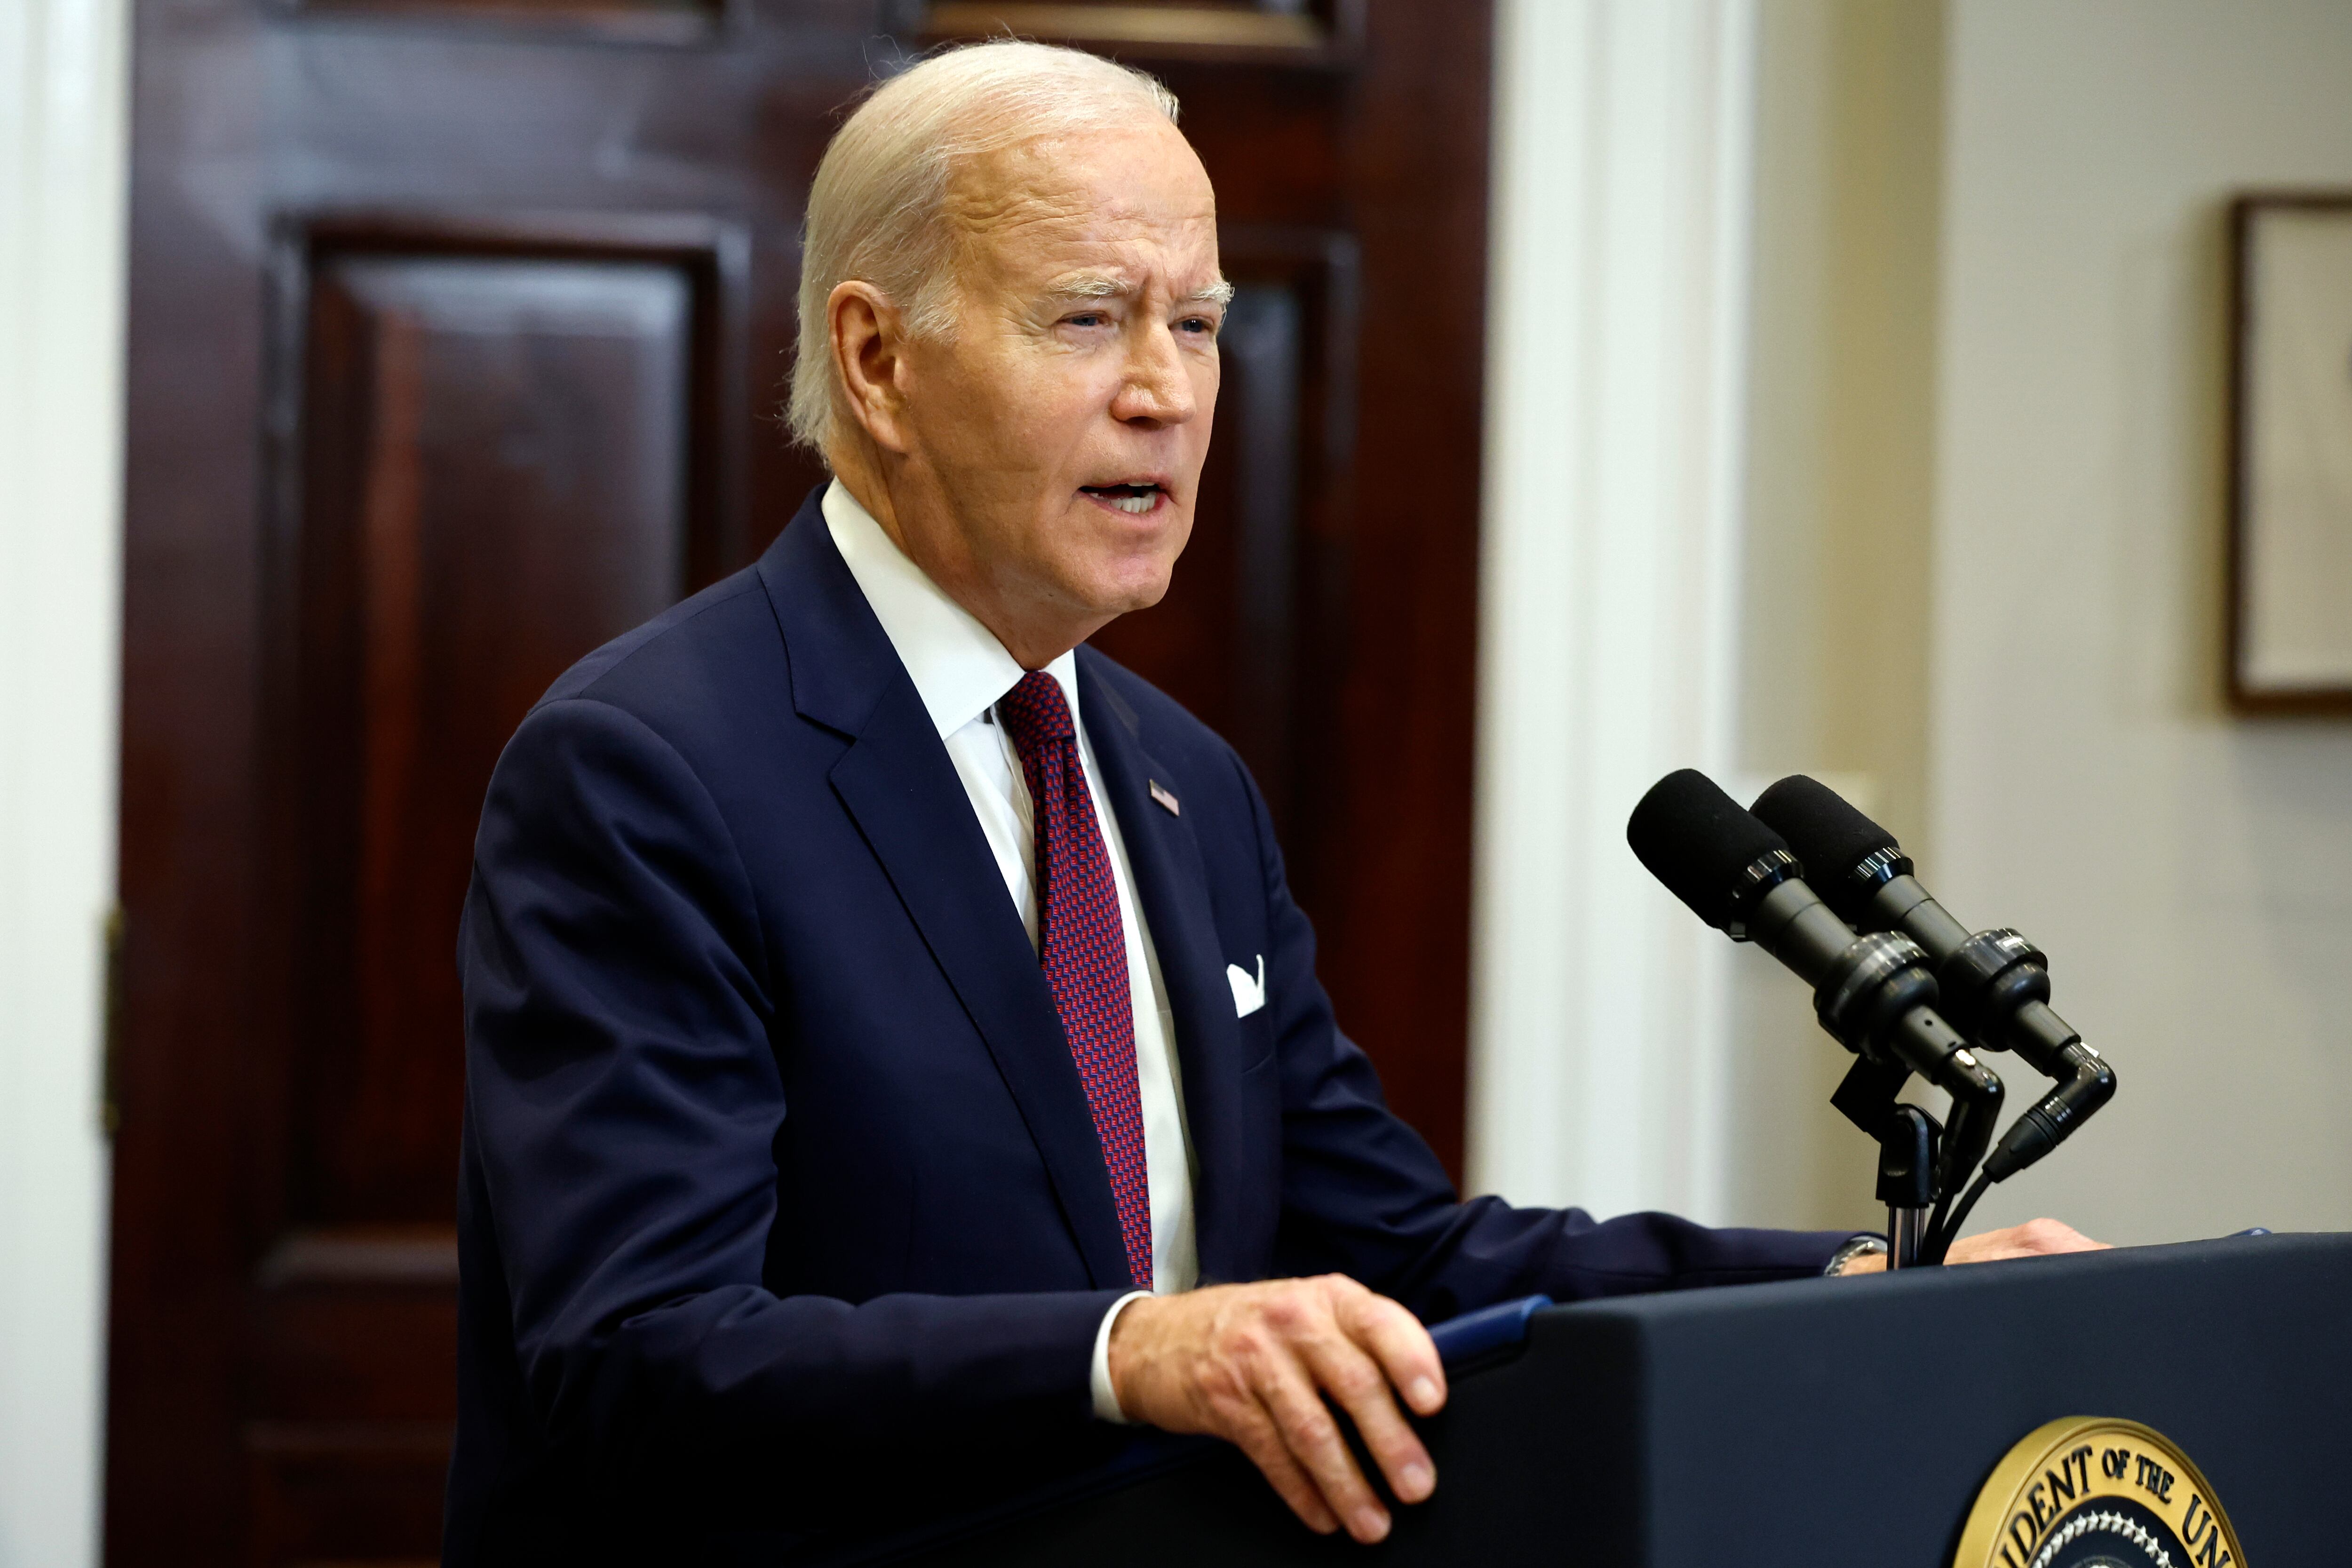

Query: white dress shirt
[821,480,1195,1422]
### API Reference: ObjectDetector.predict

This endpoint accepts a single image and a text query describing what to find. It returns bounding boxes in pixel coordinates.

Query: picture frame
[2227,192,2352,712]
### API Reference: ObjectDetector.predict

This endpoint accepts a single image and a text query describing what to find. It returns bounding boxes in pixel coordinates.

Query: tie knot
[995,669,1075,753]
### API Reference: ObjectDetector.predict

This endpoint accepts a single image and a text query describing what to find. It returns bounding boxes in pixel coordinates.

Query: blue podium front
[829,1233,2346,1566]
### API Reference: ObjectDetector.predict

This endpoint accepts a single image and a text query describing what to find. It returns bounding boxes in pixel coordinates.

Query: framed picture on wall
[2228,192,2352,712]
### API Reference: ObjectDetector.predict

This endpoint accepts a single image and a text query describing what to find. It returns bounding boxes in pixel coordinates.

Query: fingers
[1110,1276,1447,1544]
[1945,1218,2111,1265]
[1266,1279,1443,1541]
[2010,1217,2107,1253]
[1343,1286,1448,1417]
[1297,1339,1431,1519]
[1316,1291,1440,1501]
[1226,1397,1341,1536]
[1256,1338,1393,1542]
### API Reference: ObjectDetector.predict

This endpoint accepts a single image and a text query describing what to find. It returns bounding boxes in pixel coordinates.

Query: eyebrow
[1044,274,1236,307]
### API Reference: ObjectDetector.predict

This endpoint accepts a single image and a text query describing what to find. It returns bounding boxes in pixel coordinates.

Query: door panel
[112,4,1489,1560]
[292,247,696,1221]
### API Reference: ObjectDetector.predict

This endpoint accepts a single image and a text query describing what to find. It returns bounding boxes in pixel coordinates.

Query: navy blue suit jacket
[446,489,1849,1563]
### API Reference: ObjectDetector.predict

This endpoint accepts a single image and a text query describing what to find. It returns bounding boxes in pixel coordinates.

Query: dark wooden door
[111,1,1491,1561]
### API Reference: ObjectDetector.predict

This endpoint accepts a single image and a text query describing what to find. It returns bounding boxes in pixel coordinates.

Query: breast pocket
[1224,954,1267,1018]
[1233,1016,1278,1079]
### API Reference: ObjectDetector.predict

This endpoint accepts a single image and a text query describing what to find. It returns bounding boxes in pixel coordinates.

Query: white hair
[787,40,1184,457]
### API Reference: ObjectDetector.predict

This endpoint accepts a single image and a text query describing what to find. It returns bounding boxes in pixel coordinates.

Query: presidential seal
[1954,1417,2246,1568]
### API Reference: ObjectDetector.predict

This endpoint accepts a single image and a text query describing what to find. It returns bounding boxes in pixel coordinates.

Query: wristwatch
[1824,1234,1890,1276]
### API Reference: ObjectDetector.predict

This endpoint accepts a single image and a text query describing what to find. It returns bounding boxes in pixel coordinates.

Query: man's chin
[1053,543,1183,619]
[1065,568,1176,627]
[1090,583,1175,622]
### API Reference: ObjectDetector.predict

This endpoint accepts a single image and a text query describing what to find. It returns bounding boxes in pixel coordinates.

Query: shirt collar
[821,478,1083,739]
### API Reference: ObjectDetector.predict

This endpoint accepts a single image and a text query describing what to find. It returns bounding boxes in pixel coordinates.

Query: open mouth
[1080,482,1166,516]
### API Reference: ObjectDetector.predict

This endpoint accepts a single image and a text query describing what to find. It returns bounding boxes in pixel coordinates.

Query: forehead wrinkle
[942,176,1092,239]
[939,141,1138,241]
[951,197,1206,260]
[943,194,1152,297]
[938,139,1223,325]
[944,136,1215,253]
[987,216,1221,298]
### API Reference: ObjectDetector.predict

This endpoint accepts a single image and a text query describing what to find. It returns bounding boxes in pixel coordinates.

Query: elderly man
[445,39,2096,1565]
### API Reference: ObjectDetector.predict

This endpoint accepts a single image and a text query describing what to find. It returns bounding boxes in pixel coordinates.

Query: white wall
[1472,0,1949,1233]
[1725,0,1947,1231]
[1474,0,2352,1248]
[1931,0,2352,1243]
[0,0,128,1555]
[1470,0,1759,1223]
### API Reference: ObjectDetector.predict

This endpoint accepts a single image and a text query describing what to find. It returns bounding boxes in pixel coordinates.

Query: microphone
[1625,770,2004,1139]
[1749,775,2115,1181]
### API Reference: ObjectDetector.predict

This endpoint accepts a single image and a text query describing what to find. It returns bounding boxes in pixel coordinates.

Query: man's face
[882,119,1224,653]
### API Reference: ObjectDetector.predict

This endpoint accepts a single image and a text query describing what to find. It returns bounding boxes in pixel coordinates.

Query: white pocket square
[1226,955,1267,1018]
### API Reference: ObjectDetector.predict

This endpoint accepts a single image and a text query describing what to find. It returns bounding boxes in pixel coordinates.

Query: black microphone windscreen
[1750,775,1899,925]
[1626,769,1793,931]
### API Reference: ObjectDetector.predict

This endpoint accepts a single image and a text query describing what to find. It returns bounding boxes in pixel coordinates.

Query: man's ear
[830,280,915,455]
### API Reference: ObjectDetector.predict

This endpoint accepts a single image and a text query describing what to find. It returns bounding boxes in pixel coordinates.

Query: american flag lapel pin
[1148,779,1181,816]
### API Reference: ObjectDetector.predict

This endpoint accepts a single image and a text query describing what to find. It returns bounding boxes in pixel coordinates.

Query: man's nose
[1111,322,1198,428]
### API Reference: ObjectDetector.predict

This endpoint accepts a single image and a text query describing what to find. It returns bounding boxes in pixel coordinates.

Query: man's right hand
[1106,1275,1446,1544]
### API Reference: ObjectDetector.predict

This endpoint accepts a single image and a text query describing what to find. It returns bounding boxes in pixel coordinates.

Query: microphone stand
[1832,1057,1939,1268]
[1738,872,2004,1263]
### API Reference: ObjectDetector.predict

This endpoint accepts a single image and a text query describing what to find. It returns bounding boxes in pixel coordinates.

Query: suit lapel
[1076,653,1251,1288]
[757,499,1132,1291]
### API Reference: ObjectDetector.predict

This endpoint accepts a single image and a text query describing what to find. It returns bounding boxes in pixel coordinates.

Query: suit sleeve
[1227,753,1854,1322]
[461,697,1125,1483]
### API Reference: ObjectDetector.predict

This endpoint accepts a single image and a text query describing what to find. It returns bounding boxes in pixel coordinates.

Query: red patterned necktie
[995,670,1153,1291]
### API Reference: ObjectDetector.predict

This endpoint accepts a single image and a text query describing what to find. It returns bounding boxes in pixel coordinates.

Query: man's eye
[1067,312,1109,328]
[1179,316,1218,336]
